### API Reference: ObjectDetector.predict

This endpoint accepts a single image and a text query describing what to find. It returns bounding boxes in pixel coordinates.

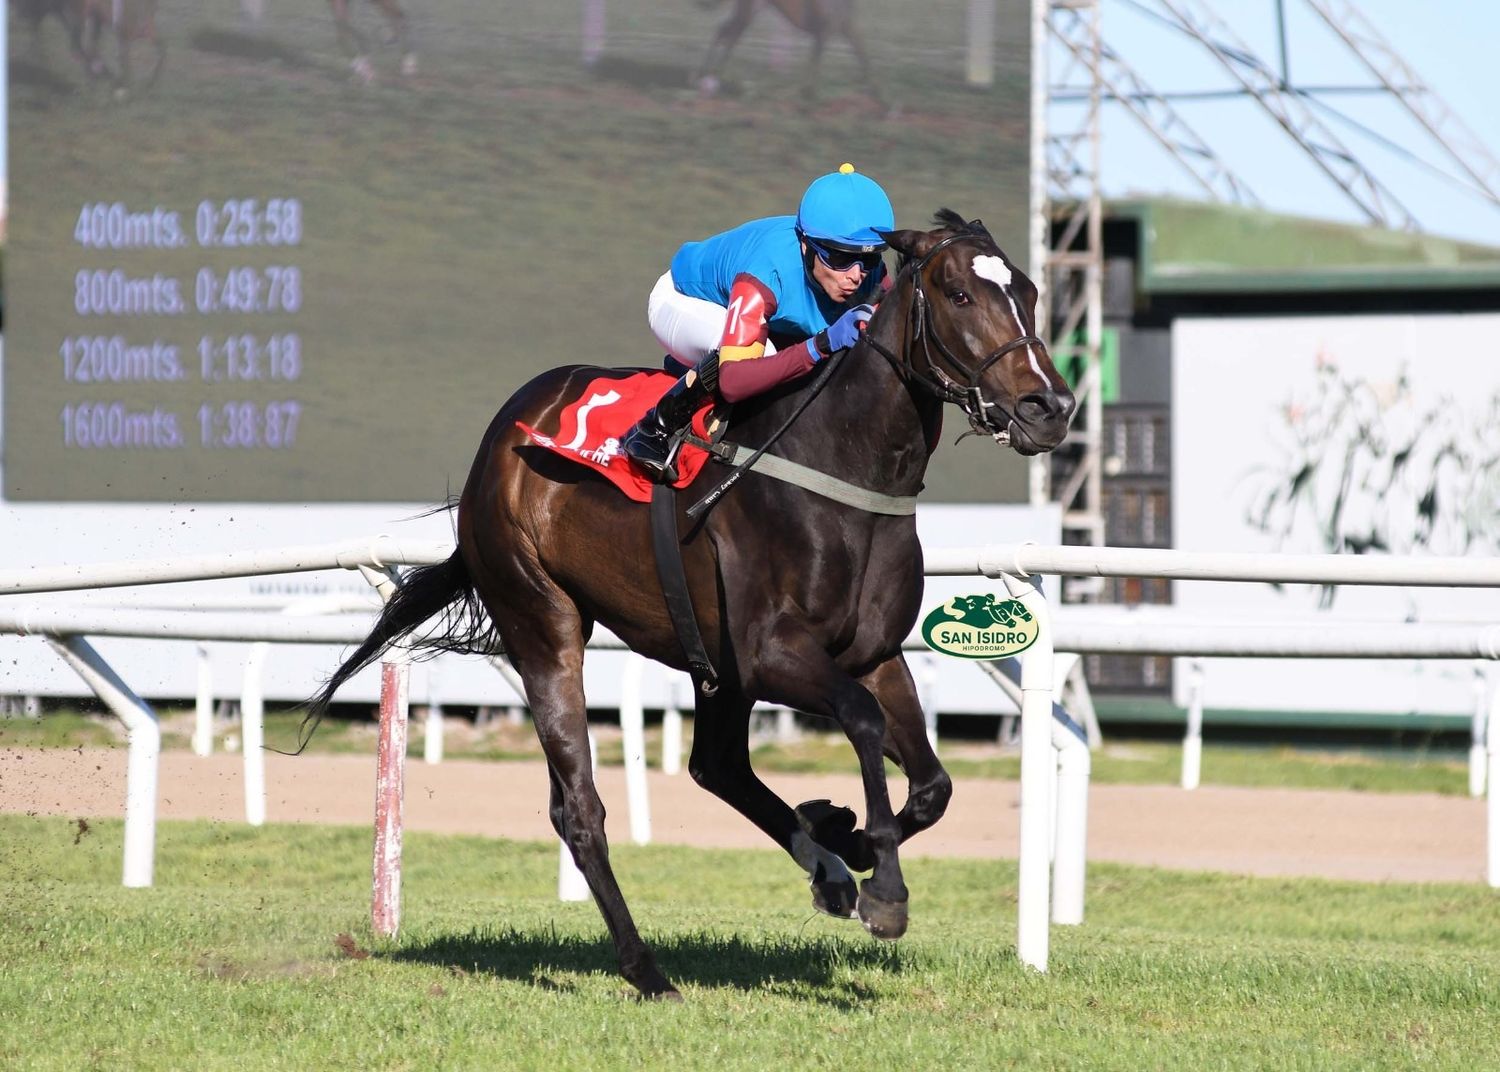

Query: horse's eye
[949,290,971,307]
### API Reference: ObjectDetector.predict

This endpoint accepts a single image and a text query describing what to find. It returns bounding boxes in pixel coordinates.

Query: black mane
[894,207,990,274]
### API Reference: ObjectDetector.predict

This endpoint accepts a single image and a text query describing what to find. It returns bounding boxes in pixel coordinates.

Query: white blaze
[972,254,1013,288]
[971,254,1047,379]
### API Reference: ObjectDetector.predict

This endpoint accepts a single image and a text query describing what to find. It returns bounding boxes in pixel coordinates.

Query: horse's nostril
[1018,392,1070,424]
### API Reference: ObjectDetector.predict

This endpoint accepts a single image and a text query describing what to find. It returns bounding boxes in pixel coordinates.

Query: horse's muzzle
[1009,387,1076,454]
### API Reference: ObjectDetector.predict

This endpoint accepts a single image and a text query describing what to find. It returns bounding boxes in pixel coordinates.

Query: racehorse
[306,210,1075,999]
[16,0,163,94]
[329,0,416,84]
[694,0,881,107]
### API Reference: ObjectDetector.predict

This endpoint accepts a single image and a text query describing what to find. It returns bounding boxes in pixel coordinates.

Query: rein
[862,229,1044,443]
[682,223,1041,519]
[683,343,849,520]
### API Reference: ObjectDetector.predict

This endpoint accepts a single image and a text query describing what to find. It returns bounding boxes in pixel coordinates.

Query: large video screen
[6,0,1033,503]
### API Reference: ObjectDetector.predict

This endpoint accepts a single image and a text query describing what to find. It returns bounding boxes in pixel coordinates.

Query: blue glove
[814,303,875,361]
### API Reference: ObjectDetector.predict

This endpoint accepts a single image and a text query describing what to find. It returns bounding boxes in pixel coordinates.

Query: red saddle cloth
[515,372,716,503]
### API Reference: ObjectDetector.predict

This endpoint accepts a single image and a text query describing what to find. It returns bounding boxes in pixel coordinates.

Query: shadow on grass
[9,57,84,97]
[190,26,313,68]
[583,54,707,93]
[390,924,906,1004]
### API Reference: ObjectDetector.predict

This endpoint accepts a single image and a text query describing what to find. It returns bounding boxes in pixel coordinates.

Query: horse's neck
[744,298,937,499]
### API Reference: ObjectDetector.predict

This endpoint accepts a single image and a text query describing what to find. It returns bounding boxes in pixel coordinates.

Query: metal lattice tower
[1146,0,1419,230]
[1054,23,1260,205]
[1039,0,1107,567]
[1302,0,1500,207]
[1035,0,1500,592]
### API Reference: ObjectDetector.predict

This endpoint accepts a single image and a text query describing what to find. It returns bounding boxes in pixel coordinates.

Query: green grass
[3,814,1498,1070]
[5,706,1473,796]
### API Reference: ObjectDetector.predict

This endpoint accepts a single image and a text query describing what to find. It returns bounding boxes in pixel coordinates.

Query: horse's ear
[879,228,939,261]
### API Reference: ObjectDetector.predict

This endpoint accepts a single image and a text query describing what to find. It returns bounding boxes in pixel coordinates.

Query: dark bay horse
[308,210,1074,999]
[329,0,416,84]
[695,0,881,106]
[17,0,163,94]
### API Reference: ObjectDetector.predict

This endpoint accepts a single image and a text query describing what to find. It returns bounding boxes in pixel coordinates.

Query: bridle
[863,226,1046,443]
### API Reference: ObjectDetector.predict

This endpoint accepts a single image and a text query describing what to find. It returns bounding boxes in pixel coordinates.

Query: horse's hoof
[633,971,683,1002]
[810,874,858,919]
[697,74,721,96]
[796,800,875,873]
[796,798,857,840]
[856,884,908,941]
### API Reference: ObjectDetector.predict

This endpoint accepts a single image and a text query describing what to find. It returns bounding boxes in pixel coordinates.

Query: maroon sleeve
[717,339,819,402]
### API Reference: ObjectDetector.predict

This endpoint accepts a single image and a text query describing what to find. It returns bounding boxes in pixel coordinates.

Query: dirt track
[0,747,1487,884]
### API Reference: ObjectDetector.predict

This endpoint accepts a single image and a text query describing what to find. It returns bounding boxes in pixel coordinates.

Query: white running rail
[2,536,1498,971]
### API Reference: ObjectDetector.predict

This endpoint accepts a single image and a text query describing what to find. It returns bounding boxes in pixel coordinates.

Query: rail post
[45,636,160,888]
[661,672,685,777]
[1488,678,1500,889]
[1471,663,1488,798]
[240,642,269,826]
[372,650,410,936]
[620,654,652,846]
[1003,570,1055,971]
[1182,660,1205,791]
[359,563,411,937]
[193,643,214,757]
[423,665,444,766]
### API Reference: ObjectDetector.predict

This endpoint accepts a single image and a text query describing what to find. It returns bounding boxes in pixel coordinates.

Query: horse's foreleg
[484,581,678,1001]
[802,29,826,103]
[374,0,417,76]
[696,0,757,91]
[135,4,165,90]
[841,22,885,110]
[859,655,952,842]
[73,7,109,81]
[330,0,375,84]
[749,626,908,940]
[687,687,858,919]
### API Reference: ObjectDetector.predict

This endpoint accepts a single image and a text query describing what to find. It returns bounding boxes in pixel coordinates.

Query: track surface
[2,747,1487,884]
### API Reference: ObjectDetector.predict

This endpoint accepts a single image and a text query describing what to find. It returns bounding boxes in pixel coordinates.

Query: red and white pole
[372,651,410,937]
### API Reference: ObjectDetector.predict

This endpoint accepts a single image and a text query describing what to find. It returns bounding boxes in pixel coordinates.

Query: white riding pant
[647,271,777,368]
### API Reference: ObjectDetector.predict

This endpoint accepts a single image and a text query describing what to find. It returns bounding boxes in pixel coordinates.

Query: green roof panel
[1103,197,1500,294]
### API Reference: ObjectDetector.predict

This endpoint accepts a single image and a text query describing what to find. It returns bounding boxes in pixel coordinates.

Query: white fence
[2,538,1498,969]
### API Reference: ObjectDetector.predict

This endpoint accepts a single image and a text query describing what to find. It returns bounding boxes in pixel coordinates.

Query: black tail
[290,551,497,753]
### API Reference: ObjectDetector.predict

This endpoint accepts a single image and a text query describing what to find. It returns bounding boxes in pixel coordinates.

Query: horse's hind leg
[687,686,858,919]
[374,0,417,76]
[483,580,679,1000]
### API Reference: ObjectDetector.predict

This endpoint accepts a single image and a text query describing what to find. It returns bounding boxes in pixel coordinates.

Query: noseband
[865,229,1045,441]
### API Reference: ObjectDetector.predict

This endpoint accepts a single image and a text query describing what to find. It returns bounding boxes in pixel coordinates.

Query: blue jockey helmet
[795,164,894,253]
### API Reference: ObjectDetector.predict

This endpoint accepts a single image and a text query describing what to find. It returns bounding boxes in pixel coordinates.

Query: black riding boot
[622,357,717,483]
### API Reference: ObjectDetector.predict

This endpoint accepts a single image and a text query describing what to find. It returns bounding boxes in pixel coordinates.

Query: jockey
[622,163,895,481]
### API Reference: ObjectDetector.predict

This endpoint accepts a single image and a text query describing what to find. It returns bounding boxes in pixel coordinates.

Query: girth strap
[649,484,719,695]
[685,435,918,516]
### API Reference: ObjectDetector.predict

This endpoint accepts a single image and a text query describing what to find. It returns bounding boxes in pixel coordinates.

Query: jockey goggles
[805,236,884,274]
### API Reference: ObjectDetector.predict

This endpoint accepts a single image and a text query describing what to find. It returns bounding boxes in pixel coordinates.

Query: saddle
[515,370,728,693]
[515,371,726,501]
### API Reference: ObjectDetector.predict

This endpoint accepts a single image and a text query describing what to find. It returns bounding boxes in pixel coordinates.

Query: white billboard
[1171,313,1500,717]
